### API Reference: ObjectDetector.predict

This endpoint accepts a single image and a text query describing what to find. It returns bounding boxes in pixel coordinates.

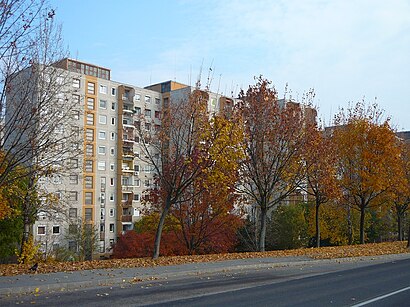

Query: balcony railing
[121,215,132,222]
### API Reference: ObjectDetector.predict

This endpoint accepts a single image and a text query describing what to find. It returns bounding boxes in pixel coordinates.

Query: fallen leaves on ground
[1,241,408,276]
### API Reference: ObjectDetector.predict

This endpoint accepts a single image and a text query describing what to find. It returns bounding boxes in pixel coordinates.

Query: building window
[69,208,77,218]
[99,241,105,253]
[134,179,140,187]
[110,178,114,186]
[144,109,151,117]
[72,94,80,104]
[144,179,150,187]
[133,194,140,202]
[52,226,60,235]
[85,208,93,221]
[111,102,116,110]
[99,85,107,94]
[110,163,115,171]
[135,94,141,101]
[87,97,95,110]
[70,158,79,168]
[109,208,115,217]
[134,107,141,115]
[109,193,114,201]
[68,191,78,201]
[111,117,115,125]
[68,224,77,234]
[86,128,94,141]
[85,176,93,189]
[99,131,106,140]
[155,111,161,119]
[111,88,116,96]
[110,132,115,140]
[86,113,94,125]
[98,146,106,155]
[145,123,151,131]
[85,192,93,205]
[99,115,107,124]
[98,161,106,170]
[72,110,80,120]
[110,147,115,156]
[73,78,80,88]
[68,240,77,252]
[109,223,114,232]
[87,82,95,94]
[155,98,160,105]
[144,165,151,173]
[145,95,151,103]
[85,160,93,172]
[69,174,78,184]
[85,144,94,156]
[100,208,105,220]
[99,99,107,109]
[37,226,46,235]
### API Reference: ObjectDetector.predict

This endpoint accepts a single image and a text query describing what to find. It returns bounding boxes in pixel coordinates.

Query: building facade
[11,58,234,258]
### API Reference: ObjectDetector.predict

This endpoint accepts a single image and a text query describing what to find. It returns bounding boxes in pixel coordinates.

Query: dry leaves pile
[1,241,408,277]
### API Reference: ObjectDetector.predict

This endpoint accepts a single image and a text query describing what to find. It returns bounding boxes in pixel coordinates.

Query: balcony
[123,150,134,157]
[121,215,132,223]
[122,185,134,193]
[123,106,134,114]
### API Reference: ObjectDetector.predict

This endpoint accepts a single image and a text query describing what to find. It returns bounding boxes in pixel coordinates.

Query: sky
[49,0,410,130]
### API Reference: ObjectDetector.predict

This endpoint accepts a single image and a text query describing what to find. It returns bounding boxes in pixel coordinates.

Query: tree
[1,1,81,249]
[302,125,340,247]
[391,142,410,241]
[238,77,314,251]
[332,102,402,244]
[170,115,243,254]
[65,219,99,261]
[267,203,309,250]
[138,89,243,259]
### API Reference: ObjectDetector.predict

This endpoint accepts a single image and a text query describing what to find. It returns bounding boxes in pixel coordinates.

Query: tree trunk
[397,211,403,241]
[359,206,365,244]
[315,201,320,248]
[258,207,267,252]
[347,206,353,245]
[152,199,171,260]
[407,223,410,248]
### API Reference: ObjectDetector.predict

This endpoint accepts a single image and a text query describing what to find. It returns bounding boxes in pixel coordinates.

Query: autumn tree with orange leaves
[170,115,244,254]
[138,89,244,259]
[302,125,341,247]
[238,77,315,252]
[390,141,410,241]
[332,102,402,244]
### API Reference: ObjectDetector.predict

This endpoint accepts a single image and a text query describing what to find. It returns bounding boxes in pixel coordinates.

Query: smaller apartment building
[27,58,234,257]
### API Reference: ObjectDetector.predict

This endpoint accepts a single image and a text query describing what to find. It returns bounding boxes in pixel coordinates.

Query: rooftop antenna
[216,74,222,96]
[205,59,214,91]
[196,58,204,89]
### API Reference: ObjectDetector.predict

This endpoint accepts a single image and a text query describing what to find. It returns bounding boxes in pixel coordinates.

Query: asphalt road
[2,257,410,306]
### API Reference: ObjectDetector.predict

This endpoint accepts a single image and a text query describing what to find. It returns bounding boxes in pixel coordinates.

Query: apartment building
[7,58,234,258]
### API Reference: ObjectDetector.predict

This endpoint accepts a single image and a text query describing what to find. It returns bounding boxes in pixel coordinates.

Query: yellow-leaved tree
[332,102,402,244]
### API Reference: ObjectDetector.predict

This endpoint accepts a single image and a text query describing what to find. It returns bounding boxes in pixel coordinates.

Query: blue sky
[50,0,410,130]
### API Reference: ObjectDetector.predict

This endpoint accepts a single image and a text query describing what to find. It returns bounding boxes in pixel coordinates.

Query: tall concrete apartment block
[19,58,234,257]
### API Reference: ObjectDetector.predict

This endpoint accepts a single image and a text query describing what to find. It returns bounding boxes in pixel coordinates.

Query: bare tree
[1,1,82,251]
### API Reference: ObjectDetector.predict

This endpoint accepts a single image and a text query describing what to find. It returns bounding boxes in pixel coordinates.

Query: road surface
[2,256,410,306]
